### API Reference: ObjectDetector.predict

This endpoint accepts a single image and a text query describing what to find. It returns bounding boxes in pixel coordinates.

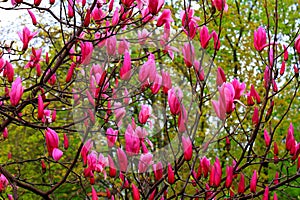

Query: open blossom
[18,26,38,51]
[254,27,267,51]
[157,9,173,27]
[181,9,199,39]
[81,139,92,166]
[9,77,24,106]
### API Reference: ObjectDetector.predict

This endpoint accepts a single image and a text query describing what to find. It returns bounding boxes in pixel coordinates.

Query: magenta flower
[252,107,259,126]
[138,153,153,173]
[150,73,162,94]
[148,0,164,15]
[225,165,233,188]
[122,0,134,7]
[238,173,245,194]
[295,35,300,54]
[80,42,93,65]
[182,42,195,68]
[118,39,130,55]
[139,53,157,84]
[231,78,246,100]
[45,128,63,161]
[106,35,117,56]
[209,157,222,187]
[117,148,128,172]
[211,30,221,50]
[178,105,187,133]
[9,77,24,106]
[27,10,37,25]
[132,183,140,200]
[81,139,92,166]
[106,128,118,148]
[37,94,44,120]
[138,105,151,124]
[250,170,257,193]
[199,26,211,49]
[264,129,271,147]
[120,51,132,80]
[125,124,140,156]
[5,61,14,83]
[212,0,228,12]
[167,163,175,184]
[182,135,192,161]
[156,9,173,27]
[168,87,183,115]
[153,162,163,180]
[216,67,226,86]
[63,133,69,150]
[18,26,38,51]
[254,27,267,51]
[161,70,172,94]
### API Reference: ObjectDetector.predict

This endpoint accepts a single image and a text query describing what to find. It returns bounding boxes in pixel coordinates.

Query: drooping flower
[27,9,37,25]
[156,9,173,27]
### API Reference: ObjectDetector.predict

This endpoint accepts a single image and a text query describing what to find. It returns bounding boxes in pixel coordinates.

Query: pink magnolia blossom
[168,87,183,115]
[238,173,245,194]
[199,26,211,49]
[150,73,162,94]
[157,9,173,27]
[81,139,92,166]
[182,135,192,161]
[0,174,8,193]
[211,30,221,50]
[92,186,98,200]
[153,162,163,180]
[181,9,199,39]
[216,67,226,86]
[80,42,93,65]
[125,124,140,156]
[9,77,24,106]
[122,0,134,7]
[167,163,175,184]
[264,129,271,147]
[138,105,151,124]
[263,186,269,200]
[148,0,164,15]
[295,35,300,54]
[209,157,222,187]
[3,127,8,139]
[231,78,245,100]
[106,128,118,148]
[254,27,267,51]
[225,165,233,188]
[178,105,187,133]
[68,0,74,17]
[138,153,153,173]
[212,0,228,12]
[138,54,157,84]
[201,157,210,178]
[182,42,195,68]
[27,9,37,25]
[118,39,130,55]
[106,35,117,56]
[91,7,106,24]
[161,70,172,94]
[250,170,257,193]
[4,61,14,83]
[252,107,259,126]
[120,51,132,80]
[283,45,289,61]
[114,102,126,126]
[45,128,63,161]
[37,94,44,120]
[108,155,117,177]
[132,183,140,200]
[117,148,128,172]
[194,60,205,81]
[250,84,261,104]
[18,26,38,51]
[83,8,91,27]
[63,133,69,150]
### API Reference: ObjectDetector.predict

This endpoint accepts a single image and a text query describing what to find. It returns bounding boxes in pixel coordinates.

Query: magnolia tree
[0,0,300,199]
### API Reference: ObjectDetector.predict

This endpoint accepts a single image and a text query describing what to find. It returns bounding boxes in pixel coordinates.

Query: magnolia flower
[9,77,24,106]
[18,26,38,51]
